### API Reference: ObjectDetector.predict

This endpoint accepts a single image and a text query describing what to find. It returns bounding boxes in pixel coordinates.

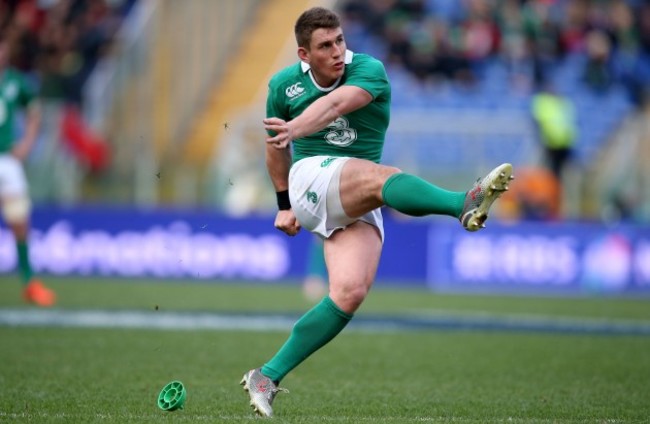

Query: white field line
[1,309,650,336]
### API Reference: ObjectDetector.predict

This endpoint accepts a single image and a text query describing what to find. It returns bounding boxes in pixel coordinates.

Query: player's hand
[264,118,294,149]
[274,209,301,236]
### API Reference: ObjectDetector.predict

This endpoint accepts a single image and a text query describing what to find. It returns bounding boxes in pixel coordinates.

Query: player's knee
[2,196,31,224]
[347,285,370,309]
[330,281,370,313]
[374,165,401,197]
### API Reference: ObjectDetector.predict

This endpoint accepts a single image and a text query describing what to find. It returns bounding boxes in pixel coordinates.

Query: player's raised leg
[339,158,514,231]
[459,163,514,231]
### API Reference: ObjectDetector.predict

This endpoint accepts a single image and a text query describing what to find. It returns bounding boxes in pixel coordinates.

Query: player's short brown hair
[294,7,341,49]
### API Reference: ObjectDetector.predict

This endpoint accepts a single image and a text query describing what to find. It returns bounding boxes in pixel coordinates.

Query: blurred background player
[302,235,327,302]
[0,37,55,307]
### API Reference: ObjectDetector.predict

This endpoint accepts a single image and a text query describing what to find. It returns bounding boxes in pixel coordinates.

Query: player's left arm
[12,100,41,162]
[265,85,372,148]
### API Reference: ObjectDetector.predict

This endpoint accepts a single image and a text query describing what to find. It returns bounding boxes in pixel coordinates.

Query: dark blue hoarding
[0,206,648,295]
[0,206,426,284]
[427,220,650,295]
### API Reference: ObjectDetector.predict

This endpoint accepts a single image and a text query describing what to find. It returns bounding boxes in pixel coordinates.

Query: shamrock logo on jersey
[324,117,357,147]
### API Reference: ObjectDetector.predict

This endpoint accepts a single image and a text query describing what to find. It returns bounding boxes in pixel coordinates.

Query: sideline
[1,308,650,336]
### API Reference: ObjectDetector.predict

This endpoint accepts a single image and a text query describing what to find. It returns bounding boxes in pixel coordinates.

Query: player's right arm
[265,55,387,148]
[265,85,372,149]
[265,143,300,236]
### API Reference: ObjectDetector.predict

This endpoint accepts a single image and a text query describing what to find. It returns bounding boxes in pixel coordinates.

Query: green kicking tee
[0,69,36,153]
[266,50,391,164]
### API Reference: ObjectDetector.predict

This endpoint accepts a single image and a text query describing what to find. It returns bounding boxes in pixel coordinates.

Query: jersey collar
[301,50,354,92]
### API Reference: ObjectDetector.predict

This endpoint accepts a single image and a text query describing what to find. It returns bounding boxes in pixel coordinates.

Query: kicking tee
[0,69,36,153]
[266,50,391,164]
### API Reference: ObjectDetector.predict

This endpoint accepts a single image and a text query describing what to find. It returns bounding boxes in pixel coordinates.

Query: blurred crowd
[0,0,136,106]
[341,0,650,107]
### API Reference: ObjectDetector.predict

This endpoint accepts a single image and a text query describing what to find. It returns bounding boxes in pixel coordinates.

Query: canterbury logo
[285,83,305,98]
[320,157,336,168]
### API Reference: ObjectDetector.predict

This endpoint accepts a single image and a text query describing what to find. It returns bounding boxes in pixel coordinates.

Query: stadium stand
[182,0,314,170]
[340,0,646,167]
[0,0,137,203]
[335,0,650,219]
[5,0,647,220]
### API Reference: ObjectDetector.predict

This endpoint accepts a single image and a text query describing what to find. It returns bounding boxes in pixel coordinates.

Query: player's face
[300,27,346,87]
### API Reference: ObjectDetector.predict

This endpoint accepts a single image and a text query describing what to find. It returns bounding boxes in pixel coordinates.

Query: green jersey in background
[0,69,36,153]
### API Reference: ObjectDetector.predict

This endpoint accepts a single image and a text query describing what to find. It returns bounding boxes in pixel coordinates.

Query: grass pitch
[1,276,649,423]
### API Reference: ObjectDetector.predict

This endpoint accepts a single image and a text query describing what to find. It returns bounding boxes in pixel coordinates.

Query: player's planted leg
[240,368,288,417]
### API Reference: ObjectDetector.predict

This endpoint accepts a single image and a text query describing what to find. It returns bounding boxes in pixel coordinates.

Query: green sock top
[382,173,465,218]
[262,296,353,383]
[321,295,353,320]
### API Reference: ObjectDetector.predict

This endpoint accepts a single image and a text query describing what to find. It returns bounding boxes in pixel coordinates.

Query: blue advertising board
[427,220,650,295]
[0,206,427,285]
[0,206,648,295]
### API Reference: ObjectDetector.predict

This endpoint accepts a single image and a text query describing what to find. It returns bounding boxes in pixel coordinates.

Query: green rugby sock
[382,173,465,218]
[262,296,352,383]
[17,241,33,284]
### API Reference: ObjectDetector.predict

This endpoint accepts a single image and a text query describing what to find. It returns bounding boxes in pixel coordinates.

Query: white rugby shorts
[0,154,29,197]
[288,155,384,241]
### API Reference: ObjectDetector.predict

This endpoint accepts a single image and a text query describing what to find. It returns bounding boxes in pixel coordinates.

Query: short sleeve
[343,56,389,100]
[265,80,288,136]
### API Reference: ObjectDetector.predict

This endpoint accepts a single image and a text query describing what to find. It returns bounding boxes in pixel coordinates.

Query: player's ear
[297,47,309,63]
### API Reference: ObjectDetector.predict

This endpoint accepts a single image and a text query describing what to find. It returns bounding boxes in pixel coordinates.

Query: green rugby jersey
[0,69,35,153]
[266,50,391,164]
